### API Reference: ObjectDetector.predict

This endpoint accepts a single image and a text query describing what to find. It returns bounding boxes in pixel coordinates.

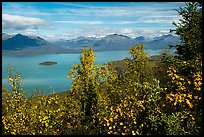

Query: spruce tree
[172,2,202,61]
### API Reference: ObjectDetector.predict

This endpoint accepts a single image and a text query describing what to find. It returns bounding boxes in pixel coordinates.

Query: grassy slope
[109,55,163,71]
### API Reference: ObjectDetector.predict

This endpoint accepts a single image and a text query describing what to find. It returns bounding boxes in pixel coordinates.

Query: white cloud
[113,20,170,25]
[119,28,134,34]
[115,21,136,25]
[54,27,172,40]
[23,29,38,35]
[2,2,183,41]
[54,20,103,25]
[53,2,184,19]
[2,14,47,30]
[113,15,181,25]
[160,30,170,33]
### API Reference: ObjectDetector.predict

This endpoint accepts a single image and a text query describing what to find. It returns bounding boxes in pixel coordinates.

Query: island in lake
[39,61,57,66]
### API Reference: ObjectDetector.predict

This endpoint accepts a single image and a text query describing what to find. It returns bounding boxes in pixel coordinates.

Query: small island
[39,61,57,66]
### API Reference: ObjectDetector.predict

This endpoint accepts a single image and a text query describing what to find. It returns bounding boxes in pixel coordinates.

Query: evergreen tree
[163,2,202,134]
[171,2,202,61]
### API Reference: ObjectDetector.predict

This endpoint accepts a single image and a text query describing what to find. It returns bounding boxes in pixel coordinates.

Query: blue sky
[2,2,186,41]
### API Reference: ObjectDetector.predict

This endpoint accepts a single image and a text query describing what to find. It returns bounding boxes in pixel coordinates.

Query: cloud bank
[2,14,47,30]
[2,2,185,40]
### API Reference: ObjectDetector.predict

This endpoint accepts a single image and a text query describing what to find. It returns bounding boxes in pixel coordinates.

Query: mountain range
[2,33,181,55]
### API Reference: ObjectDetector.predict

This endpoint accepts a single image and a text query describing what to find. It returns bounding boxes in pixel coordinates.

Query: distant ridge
[2,33,49,50]
[2,33,181,55]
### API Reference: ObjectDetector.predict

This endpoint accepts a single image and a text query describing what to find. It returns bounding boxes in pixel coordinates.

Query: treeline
[2,2,202,135]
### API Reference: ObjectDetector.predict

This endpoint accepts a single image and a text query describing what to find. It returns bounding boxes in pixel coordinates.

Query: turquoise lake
[2,49,165,94]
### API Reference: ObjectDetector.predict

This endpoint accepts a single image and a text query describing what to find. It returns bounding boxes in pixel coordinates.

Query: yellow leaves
[119,112,123,117]
[174,101,177,106]
[132,130,136,135]
[189,114,195,121]
[11,131,16,135]
[157,108,161,113]
[43,116,49,121]
[166,93,193,108]
[17,74,21,79]
[45,123,49,127]
[124,103,127,107]
[108,131,113,134]
[114,115,118,120]
[192,72,202,91]
[174,74,179,79]
[168,73,173,77]
[138,100,145,110]
[120,122,123,126]
[193,80,202,91]
[193,72,202,80]
[187,94,192,99]
[104,117,108,122]
[3,48,201,135]
[196,87,201,91]
[194,96,199,100]
[2,91,65,134]
[110,106,113,111]
[4,125,9,130]
[193,82,197,86]
[178,96,184,103]
[168,66,176,73]
[172,68,176,73]
[109,118,113,122]
[166,61,202,111]
[73,64,78,69]
[180,86,186,91]
[197,81,202,86]
[166,93,174,101]
[109,126,112,130]
[183,61,187,65]
[186,99,193,108]
[177,81,182,86]
[179,77,184,81]
[8,77,13,82]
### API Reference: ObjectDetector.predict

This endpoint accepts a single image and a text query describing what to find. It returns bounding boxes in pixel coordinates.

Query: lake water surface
[2,49,165,94]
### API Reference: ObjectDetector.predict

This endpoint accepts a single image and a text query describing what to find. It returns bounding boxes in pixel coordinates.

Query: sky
[2,2,186,41]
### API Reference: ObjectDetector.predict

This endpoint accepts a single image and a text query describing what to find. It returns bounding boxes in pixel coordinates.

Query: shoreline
[2,48,168,56]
